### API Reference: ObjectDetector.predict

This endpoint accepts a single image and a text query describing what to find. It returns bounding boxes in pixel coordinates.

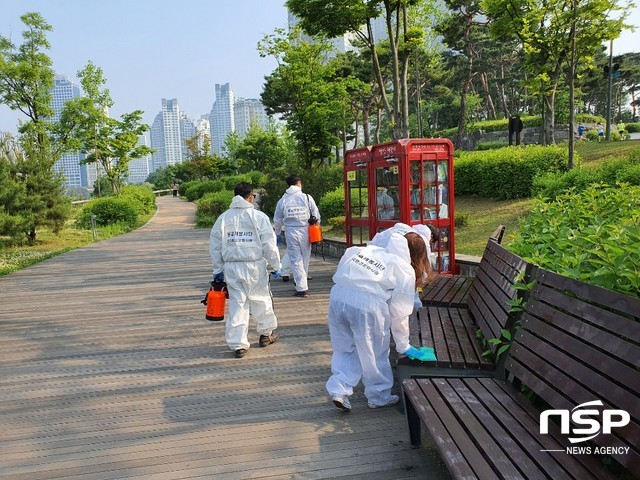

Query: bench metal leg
[404,389,422,448]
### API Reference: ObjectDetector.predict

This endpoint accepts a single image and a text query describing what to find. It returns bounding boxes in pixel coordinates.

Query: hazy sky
[0,0,638,134]
[0,0,288,133]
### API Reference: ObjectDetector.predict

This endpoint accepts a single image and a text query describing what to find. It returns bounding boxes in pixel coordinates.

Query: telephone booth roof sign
[344,146,371,166]
[372,138,453,157]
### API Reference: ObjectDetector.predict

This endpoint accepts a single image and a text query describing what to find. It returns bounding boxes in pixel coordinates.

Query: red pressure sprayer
[201,281,229,321]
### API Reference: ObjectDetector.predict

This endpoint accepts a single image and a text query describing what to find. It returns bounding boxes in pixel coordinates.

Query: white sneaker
[368,394,400,409]
[331,395,351,410]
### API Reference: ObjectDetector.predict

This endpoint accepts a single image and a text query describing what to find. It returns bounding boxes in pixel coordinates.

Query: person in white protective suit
[376,187,396,220]
[273,175,321,297]
[370,222,438,311]
[326,232,435,410]
[210,182,282,358]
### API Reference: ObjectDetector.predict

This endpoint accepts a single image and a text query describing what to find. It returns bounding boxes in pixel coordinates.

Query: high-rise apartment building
[209,83,235,155]
[127,133,152,184]
[150,98,195,170]
[195,116,211,152]
[234,98,270,137]
[50,75,96,189]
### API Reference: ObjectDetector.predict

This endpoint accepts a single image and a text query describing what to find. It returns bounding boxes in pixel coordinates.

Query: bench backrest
[507,267,640,472]
[489,224,506,244]
[467,239,528,352]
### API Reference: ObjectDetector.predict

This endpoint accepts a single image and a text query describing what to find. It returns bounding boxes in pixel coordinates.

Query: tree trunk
[567,0,577,169]
[480,72,497,120]
[384,0,402,139]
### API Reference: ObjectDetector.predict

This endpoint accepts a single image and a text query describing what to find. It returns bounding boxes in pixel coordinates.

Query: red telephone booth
[344,139,456,274]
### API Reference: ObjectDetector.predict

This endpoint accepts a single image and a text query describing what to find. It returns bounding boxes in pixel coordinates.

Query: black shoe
[259,331,280,347]
[282,275,289,282]
[235,348,247,358]
[307,276,312,281]
[294,290,309,297]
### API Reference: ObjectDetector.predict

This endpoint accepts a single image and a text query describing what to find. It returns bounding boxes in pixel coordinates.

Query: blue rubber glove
[276,233,283,246]
[272,270,282,279]
[213,272,224,282]
[405,346,437,362]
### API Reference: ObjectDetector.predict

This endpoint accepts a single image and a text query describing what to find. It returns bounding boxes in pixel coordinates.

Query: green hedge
[509,184,640,298]
[625,122,640,133]
[532,148,640,198]
[77,197,138,229]
[195,190,235,228]
[182,180,225,202]
[455,145,572,199]
[120,185,156,214]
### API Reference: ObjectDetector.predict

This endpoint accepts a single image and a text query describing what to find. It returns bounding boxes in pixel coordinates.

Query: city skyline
[0,0,639,135]
[0,0,288,133]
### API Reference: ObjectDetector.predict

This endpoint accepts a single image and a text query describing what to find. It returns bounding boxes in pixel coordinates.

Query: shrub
[455,145,571,199]
[509,184,640,298]
[476,141,509,151]
[221,174,253,191]
[77,197,138,229]
[319,186,347,220]
[532,152,640,199]
[327,215,345,235]
[626,122,640,133]
[195,190,235,228]
[455,212,469,228]
[120,185,156,214]
[183,180,225,202]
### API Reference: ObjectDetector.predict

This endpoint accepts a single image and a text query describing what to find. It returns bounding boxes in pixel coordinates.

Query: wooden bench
[421,225,506,308]
[403,266,640,479]
[397,239,529,381]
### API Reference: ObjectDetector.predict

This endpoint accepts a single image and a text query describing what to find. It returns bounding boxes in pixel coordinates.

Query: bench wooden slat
[421,275,473,308]
[531,285,640,356]
[433,378,528,479]
[406,379,499,480]
[538,268,640,319]
[438,308,466,368]
[525,298,640,399]
[473,378,607,480]
[459,308,494,370]
[427,306,450,366]
[513,328,640,447]
[447,378,551,479]
[449,308,482,368]
[489,378,618,479]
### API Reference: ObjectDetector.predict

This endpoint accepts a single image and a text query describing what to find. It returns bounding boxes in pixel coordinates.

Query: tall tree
[0,13,72,243]
[485,0,630,147]
[286,0,429,139]
[60,61,153,195]
[259,29,355,168]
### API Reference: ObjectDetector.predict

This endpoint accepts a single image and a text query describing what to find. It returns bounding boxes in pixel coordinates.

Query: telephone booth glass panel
[374,166,400,222]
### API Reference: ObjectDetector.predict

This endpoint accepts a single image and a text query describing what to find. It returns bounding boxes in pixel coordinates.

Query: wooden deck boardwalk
[0,196,450,479]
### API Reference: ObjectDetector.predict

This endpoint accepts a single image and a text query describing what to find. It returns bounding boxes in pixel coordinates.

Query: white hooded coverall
[210,195,281,350]
[325,233,415,406]
[273,185,321,293]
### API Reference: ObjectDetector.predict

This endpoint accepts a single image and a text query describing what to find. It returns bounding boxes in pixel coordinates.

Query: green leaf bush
[195,190,235,228]
[532,149,640,199]
[509,184,640,298]
[183,180,225,202]
[77,197,138,229]
[455,145,571,199]
[319,186,347,220]
[625,122,640,133]
[120,185,156,214]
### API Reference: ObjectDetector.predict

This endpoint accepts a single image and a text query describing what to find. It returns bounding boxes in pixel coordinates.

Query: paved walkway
[0,196,450,479]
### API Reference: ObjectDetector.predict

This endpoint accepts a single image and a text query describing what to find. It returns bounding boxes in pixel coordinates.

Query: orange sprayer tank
[202,281,229,321]
[309,223,323,244]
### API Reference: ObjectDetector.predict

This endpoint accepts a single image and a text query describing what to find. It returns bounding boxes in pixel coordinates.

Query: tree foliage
[60,62,153,196]
[0,13,72,243]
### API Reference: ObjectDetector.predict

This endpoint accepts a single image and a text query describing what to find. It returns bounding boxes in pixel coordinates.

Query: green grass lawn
[575,138,640,168]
